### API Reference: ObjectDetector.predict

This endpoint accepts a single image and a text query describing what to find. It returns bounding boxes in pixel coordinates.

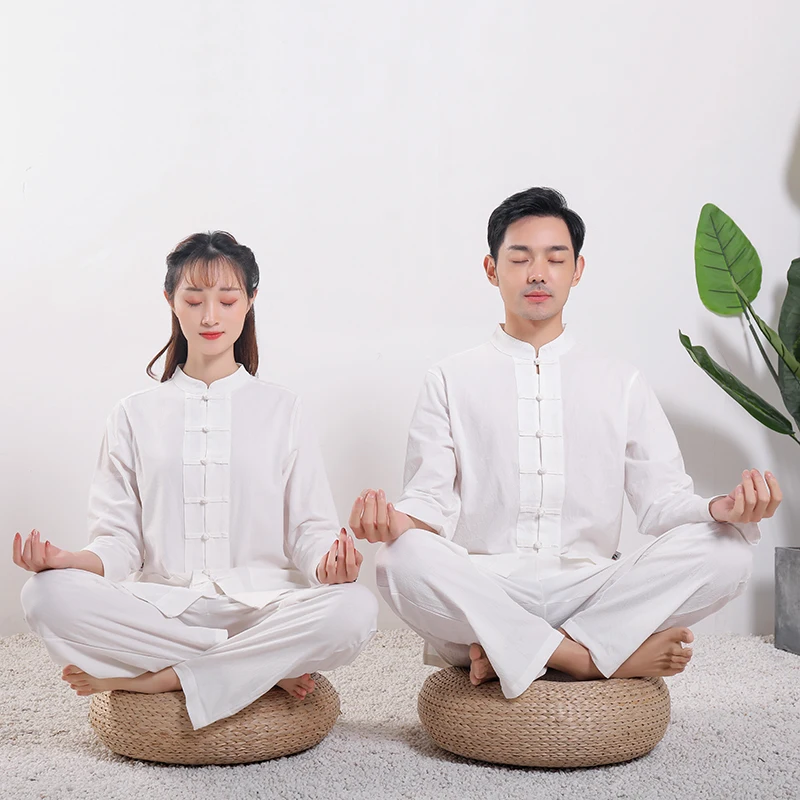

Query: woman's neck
[181,351,240,387]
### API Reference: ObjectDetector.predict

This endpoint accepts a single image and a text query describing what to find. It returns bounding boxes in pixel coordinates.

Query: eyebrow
[183,286,243,292]
[506,244,571,254]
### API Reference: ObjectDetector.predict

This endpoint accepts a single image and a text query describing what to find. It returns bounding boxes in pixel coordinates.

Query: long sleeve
[283,398,340,585]
[624,371,760,544]
[394,369,461,539]
[82,403,146,581]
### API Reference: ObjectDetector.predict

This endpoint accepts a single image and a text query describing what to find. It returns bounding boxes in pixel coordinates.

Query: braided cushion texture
[418,667,670,768]
[89,673,339,765]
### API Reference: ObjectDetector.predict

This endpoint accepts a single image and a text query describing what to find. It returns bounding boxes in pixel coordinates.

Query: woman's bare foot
[611,627,694,678]
[61,665,181,696]
[277,673,316,699]
[469,643,498,686]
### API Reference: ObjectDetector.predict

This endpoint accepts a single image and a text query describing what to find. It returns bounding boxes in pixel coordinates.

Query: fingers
[29,530,47,571]
[348,496,366,540]
[12,532,23,569]
[764,471,782,518]
[319,532,362,584]
[736,469,783,523]
[731,483,745,521]
[750,470,770,519]
[375,490,389,541]
[323,540,338,583]
[22,531,34,569]
[741,471,756,521]
[343,529,358,581]
[362,491,377,542]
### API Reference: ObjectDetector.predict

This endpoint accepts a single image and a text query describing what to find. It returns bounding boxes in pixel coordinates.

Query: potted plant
[679,203,798,655]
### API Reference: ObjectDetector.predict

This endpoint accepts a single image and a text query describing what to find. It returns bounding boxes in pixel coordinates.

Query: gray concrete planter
[775,547,800,655]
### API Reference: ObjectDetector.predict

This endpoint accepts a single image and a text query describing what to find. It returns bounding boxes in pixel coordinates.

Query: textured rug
[1,631,799,800]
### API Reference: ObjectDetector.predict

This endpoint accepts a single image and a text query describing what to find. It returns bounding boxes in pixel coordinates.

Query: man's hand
[348,489,415,543]
[316,529,363,584]
[709,469,782,524]
[12,530,76,573]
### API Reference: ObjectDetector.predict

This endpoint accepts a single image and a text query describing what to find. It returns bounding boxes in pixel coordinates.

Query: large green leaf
[679,331,795,435]
[778,257,800,427]
[695,204,762,316]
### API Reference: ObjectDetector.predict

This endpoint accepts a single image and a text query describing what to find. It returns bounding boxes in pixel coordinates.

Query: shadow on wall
[786,111,800,214]
[665,406,778,634]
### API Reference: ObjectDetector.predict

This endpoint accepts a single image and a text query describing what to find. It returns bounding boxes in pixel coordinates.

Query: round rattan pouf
[418,668,670,768]
[89,673,340,765]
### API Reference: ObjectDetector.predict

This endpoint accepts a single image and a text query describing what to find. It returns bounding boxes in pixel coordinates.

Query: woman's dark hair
[487,187,586,261]
[147,231,260,381]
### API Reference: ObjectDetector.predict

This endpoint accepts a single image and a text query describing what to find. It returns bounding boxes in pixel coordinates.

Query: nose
[527,255,547,283]
[201,303,218,326]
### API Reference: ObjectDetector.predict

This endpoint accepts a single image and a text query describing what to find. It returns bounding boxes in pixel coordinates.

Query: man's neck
[182,352,240,387]
[502,314,565,354]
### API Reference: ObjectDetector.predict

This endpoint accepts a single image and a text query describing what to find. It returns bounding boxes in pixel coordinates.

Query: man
[349,187,782,697]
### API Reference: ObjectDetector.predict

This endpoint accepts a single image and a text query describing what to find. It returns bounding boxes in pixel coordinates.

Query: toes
[678,627,694,644]
[469,643,482,661]
[62,665,83,677]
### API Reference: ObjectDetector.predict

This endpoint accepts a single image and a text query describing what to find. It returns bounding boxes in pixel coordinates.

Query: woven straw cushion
[89,673,339,765]
[418,667,670,768]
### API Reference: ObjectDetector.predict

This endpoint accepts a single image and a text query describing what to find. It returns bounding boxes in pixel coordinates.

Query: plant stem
[791,433,800,449]
[741,305,782,386]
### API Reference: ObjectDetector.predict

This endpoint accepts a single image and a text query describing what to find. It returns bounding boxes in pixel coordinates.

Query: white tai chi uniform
[21,366,377,729]
[378,325,757,698]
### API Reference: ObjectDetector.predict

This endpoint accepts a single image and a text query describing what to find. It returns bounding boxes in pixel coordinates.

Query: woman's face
[168,260,256,360]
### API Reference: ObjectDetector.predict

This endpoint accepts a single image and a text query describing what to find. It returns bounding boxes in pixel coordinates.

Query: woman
[13,231,377,730]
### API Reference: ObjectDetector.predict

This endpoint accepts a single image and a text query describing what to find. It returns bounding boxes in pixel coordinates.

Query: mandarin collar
[490,324,575,363]
[171,364,252,396]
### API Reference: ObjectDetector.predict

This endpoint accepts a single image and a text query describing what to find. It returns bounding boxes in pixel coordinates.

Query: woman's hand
[316,529,364,584]
[12,530,76,573]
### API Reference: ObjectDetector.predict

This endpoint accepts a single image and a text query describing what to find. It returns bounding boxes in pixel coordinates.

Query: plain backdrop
[2,1,799,637]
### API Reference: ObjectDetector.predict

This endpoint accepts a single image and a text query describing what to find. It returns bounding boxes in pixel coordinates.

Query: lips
[200,332,223,340]
[525,294,551,302]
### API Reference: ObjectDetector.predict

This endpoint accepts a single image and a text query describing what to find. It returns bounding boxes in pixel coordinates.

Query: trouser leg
[376,529,564,699]
[561,522,753,676]
[20,569,226,678]
[173,583,378,728]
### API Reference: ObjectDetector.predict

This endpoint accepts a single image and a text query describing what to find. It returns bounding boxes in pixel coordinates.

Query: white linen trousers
[21,569,377,729]
[377,522,752,699]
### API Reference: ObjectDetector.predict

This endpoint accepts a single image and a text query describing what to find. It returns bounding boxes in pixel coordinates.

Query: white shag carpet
[2,630,799,800]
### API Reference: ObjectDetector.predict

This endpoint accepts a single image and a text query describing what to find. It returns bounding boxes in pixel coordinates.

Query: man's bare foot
[469,643,498,686]
[277,674,316,699]
[61,665,181,696]
[548,627,694,680]
[612,627,694,678]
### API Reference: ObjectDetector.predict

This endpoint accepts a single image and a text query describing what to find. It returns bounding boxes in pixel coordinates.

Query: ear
[250,288,258,308]
[164,290,173,309]
[571,255,585,287]
[484,255,499,287]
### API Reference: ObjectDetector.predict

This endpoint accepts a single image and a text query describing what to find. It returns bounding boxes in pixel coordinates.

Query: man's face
[484,215,584,324]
